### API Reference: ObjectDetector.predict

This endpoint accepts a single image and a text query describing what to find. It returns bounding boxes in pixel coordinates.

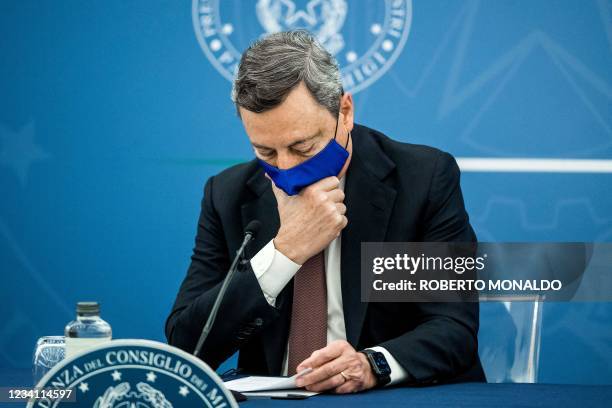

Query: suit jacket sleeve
[378,151,480,384]
[165,175,280,369]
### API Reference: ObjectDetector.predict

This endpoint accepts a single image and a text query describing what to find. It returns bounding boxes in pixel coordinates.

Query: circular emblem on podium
[28,339,237,408]
[193,0,413,94]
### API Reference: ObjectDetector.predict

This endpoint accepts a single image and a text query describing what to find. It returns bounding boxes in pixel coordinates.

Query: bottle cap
[77,301,100,315]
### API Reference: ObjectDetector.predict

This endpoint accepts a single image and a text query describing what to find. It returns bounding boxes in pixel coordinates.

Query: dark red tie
[287,251,327,375]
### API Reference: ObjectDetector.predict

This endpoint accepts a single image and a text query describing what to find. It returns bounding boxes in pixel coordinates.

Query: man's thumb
[265,173,287,202]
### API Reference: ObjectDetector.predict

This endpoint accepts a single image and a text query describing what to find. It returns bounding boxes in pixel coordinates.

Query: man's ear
[339,93,354,133]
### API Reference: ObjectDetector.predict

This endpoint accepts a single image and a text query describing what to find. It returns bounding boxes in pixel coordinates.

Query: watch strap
[360,349,391,387]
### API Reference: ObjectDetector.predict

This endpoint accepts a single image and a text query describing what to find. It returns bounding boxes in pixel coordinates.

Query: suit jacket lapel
[241,168,293,375]
[241,169,278,259]
[341,127,397,347]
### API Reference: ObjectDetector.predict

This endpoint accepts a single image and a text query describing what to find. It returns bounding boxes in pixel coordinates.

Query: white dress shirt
[249,179,408,385]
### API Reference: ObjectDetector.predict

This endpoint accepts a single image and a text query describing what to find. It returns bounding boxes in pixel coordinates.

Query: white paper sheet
[224,375,296,392]
[224,369,313,392]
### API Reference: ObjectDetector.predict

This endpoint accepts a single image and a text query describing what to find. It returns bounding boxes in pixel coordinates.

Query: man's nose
[276,152,302,170]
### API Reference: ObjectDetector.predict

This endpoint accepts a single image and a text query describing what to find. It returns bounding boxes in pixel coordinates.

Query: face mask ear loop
[333,114,350,149]
[332,115,340,142]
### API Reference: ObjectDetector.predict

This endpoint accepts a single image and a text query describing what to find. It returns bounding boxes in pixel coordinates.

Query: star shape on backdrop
[178,385,190,397]
[78,382,89,393]
[0,121,51,187]
[282,0,322,26]
[146,371,157,382]
[111,370,122,381]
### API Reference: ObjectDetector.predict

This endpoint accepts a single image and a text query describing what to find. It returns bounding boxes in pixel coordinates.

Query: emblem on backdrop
[28,340,237,408]
[193,0,412,93]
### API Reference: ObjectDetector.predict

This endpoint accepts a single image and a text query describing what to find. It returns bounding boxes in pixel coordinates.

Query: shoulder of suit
[354,124,455,171]
[212,159,259,183]
[203,159,260,204]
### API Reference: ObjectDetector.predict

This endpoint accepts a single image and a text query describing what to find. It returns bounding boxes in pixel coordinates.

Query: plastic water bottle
[64,302,112,359]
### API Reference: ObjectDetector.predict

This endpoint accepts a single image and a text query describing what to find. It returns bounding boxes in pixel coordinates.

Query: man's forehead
[242,88,325,122]
[241,105,321,130]
[247,119,324,148]
[241,110,329,147]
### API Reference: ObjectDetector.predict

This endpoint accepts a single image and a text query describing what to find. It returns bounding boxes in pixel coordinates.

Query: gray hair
[231,30,344,117]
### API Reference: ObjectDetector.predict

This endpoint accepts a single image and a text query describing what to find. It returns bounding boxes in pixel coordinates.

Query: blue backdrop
[1,0,611,384]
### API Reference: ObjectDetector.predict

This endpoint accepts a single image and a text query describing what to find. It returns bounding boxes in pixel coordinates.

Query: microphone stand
[193,230,256,357]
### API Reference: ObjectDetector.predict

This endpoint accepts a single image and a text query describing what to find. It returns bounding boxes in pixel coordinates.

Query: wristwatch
[360,349,391,387]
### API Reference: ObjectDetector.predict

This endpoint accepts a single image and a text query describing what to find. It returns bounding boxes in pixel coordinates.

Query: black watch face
[371,352,391,376]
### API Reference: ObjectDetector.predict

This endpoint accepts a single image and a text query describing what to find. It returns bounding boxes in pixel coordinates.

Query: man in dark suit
[166,30,485,393]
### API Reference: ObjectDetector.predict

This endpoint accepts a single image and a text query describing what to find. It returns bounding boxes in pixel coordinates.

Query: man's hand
[271,176,347,264]
[293,340,378,394]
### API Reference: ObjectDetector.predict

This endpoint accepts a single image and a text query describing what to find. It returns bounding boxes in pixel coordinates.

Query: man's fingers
[335,203,346,215]
[327,188,345,203]
[333,380,359,394]
[266,174,288,203]
[296,342,345,374]
[308,176,340,192]
[296,355,351,387]
[305,372,348,393]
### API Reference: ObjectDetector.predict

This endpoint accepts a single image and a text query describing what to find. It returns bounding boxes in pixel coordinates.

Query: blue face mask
[258,120,350,196]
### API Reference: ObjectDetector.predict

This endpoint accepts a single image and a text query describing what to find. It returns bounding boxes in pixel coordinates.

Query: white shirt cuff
[368,346,409,386]
[250,239,301,307]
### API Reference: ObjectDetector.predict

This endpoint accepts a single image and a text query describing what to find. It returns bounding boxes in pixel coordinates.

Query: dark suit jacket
[165,124,486,385]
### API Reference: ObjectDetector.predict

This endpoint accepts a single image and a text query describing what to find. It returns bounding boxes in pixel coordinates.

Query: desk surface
[2,368,610,408]
[242,383,611,408]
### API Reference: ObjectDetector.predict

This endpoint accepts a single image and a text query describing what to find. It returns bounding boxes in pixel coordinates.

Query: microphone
[193,220,261,358]
[244,220,261,240]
